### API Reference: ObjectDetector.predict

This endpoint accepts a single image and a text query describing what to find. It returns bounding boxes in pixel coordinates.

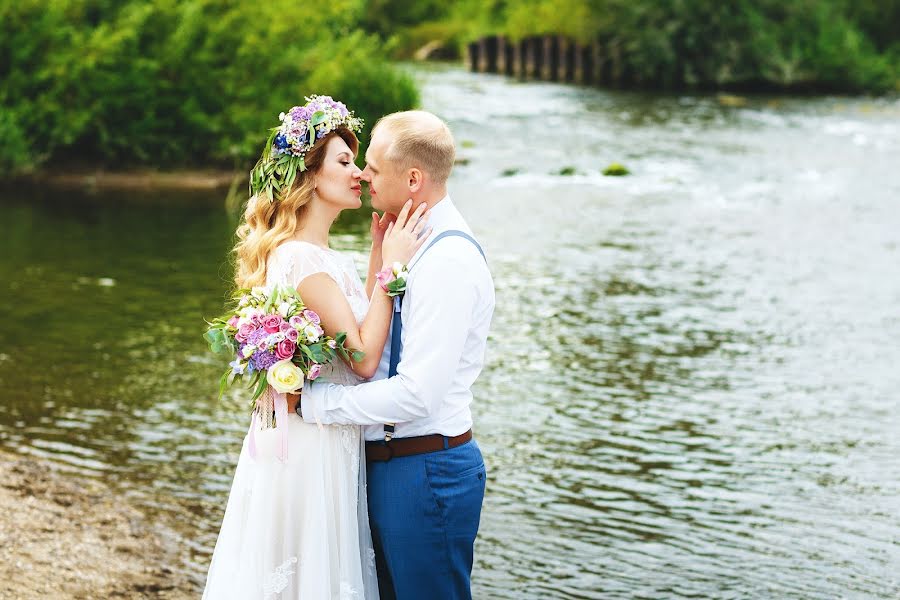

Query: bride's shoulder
[268,241,344,287]
[271,240,333,263]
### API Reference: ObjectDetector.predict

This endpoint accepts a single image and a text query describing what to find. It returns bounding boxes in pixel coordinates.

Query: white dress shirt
[301,195,495,441]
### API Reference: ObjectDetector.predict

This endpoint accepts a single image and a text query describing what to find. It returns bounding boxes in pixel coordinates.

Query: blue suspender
[382,230,486,441]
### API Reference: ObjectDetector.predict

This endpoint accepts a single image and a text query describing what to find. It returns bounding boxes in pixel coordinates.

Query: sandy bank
[0,450,193,599]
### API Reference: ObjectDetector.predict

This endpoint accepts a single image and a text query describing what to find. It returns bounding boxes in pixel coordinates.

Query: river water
[2,65,899,598]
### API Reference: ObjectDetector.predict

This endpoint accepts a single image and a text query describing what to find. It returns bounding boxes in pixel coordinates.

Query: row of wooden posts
[467,35,627,86]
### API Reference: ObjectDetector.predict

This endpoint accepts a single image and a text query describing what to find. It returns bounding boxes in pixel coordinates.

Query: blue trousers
[366,439,487,600]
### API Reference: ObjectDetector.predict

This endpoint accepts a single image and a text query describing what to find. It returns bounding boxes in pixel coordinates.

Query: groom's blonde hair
[373,110,455,185]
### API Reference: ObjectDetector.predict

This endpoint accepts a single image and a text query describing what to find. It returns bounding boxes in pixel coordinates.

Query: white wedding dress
[203,241,379,600]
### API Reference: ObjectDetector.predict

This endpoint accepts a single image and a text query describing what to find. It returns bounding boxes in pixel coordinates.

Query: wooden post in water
[513,38,524,78]
[573,41,584,83]
[467,42,480,72]
[503,37,516,76]
[591,40,605,85]
[562,39,576,82]
[542,36,559,81]
[524,36,542,79]
[609,40,623,86]
[477,38,490,72]
[496,36,506,75]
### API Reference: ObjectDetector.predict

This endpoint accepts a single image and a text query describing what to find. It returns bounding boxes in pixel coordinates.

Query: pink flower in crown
[235,323,255,343]
[302,309,320,325]
[284,327,299,342]
[307,363,322,380]
[289,315,304,328]
[227,315,240,328]
[275,339,296,360]
[262,314,283,333]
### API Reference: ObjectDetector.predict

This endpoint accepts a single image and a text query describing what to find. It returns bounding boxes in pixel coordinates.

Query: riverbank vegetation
[368,0,899,93]
[0,0,418,174]
[3,1,896,177]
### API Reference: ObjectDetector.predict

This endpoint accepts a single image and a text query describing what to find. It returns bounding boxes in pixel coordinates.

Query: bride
[202,96,429,599]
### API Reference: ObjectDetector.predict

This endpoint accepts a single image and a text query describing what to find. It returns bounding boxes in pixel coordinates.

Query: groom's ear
[407,167,424,193]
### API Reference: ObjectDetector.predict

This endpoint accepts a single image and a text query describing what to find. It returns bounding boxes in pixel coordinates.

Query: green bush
[0,0,419,175]
[370,0,899,93]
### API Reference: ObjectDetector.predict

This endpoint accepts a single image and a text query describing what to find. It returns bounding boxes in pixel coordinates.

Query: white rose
[266,359,304,394]
[278,301,291,317]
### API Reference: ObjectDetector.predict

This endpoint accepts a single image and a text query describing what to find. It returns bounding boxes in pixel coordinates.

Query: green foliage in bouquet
[205,285,362,405]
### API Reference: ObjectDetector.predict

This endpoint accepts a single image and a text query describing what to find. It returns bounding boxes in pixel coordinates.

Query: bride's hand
[381,199,431,268]
[370,211,396,251]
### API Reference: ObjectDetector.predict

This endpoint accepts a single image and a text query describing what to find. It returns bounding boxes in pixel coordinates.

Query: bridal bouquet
[204,285,361,408]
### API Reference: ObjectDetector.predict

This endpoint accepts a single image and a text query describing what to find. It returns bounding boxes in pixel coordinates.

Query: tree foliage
[0,0,419,173]
[367,0,899,93]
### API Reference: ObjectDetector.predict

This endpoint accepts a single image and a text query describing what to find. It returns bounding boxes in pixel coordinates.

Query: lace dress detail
[202,241,378,599]
[263,557,299,598]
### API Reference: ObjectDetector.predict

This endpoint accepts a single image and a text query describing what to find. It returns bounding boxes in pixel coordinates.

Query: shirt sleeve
[300,247,479,426]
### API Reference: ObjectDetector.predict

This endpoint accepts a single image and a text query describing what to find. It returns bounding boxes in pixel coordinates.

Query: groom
[295,110,495,599]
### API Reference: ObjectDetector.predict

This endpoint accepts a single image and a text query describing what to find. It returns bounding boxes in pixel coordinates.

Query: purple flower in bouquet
[302,309,320,325]
[235,323,255,343]
[307,363,322,380]
[289,315,304,328]
[284,327,299,343]
[252,349,279,371]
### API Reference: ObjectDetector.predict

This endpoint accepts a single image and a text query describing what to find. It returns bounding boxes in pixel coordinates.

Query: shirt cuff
[300,380,323,425]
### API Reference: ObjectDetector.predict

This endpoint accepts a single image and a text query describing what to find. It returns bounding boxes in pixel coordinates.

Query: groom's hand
[287,392,301,415]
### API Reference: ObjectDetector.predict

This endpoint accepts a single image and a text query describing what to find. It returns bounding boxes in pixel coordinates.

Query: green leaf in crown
[248,96,364,203]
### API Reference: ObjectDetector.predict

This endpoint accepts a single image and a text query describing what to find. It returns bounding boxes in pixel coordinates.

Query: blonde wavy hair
[232,127,359,289]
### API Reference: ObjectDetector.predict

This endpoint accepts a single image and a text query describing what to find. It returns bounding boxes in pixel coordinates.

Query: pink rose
[235,323,255,342]
[279,321,293,334]
[263,314,283,333]
[227,315,240,328]
[284,327,299,342]
[289,315,304,328]
[303,309,320,325]
[307,363,322,380]
[275,339,296,360]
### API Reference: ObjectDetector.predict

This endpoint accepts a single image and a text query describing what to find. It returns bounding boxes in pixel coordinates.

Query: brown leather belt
[366,429,472,462]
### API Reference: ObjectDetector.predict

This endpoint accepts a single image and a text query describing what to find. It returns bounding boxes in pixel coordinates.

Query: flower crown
[249,95,364,203]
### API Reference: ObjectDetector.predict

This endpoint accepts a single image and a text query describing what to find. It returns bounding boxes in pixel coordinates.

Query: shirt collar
[425,194,454,230]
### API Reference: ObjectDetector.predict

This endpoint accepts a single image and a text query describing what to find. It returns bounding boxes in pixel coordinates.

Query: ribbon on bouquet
[247,387,289,462]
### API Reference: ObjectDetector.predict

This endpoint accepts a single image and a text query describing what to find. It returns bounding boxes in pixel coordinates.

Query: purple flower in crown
[251,95,364,202]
